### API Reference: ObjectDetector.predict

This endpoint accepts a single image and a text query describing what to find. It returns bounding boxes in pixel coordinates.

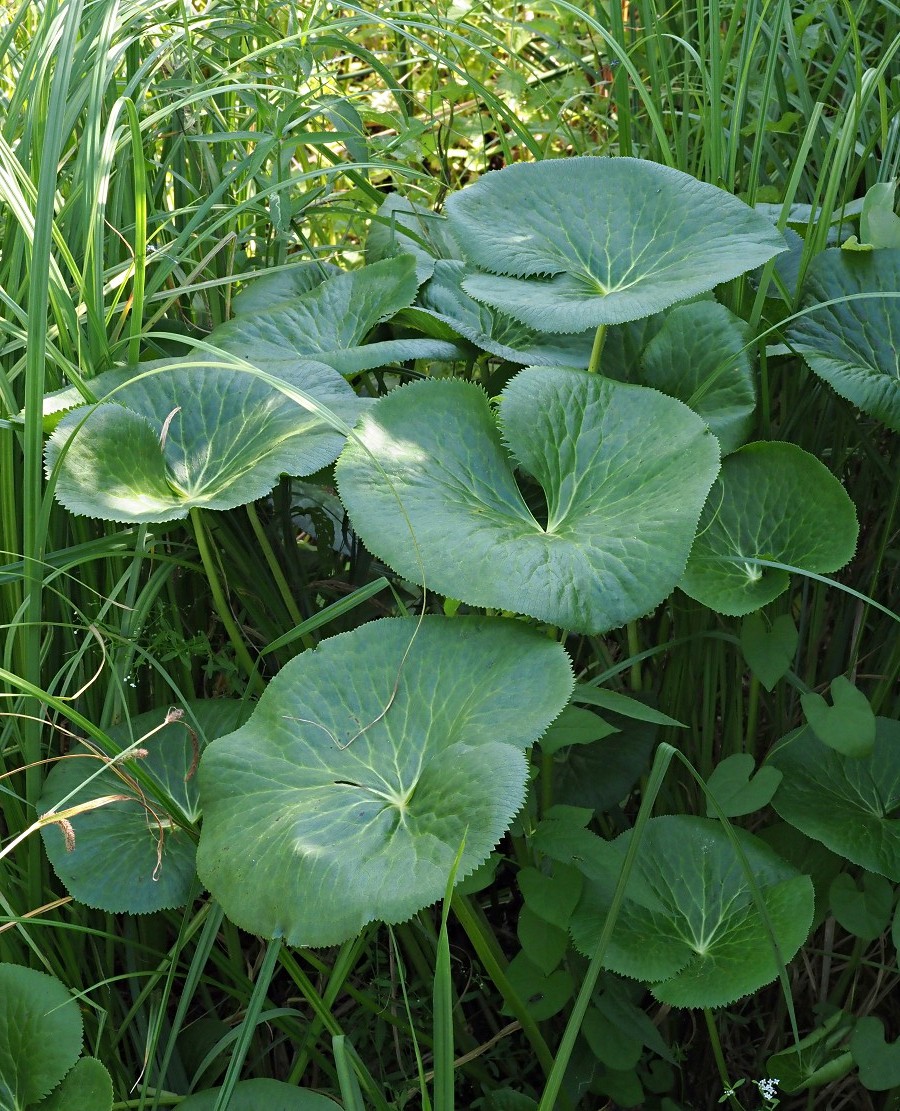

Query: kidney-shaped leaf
[336,368,720,634]
[444,158,787,332]
[769,718,900,880]
[38,701,250,913]
[45,356,367,523]
[680,441,858,615]
[788,248,900,431]
[231,261,342,316]
[366,193,463,281]
[38,1057,113,1111]
[197,616,573,946]
[568,816,813,1008]
[0,964,82,1107]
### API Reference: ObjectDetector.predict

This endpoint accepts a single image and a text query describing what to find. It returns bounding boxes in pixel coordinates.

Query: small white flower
[756,1077,780,1102]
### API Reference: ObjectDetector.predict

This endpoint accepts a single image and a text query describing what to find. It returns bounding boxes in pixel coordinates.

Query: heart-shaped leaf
[414,260,597,366]
[517,905,569,975]
[45,356,368,523]
[38,701,250,913]
[680,441,858,615]
[740,612,798,691]
[582,1006,643,1070]
[801,675,876,757]
[518,863,584,931]
[443,158,786,332]
[769,718,900,879]
[637,301,755,454]
[852,1018,900,1091]
[828,872,894,940]
[704,753,782,817]
[568,816,814,1008]
[841,181,900,251]
[38,1058,113,1111]
[787,248,900,431]
[336,367,720,633]
[197,616,573,946]
[766,1012,855,1093]
[0,964,83,1108]
[210,255,462,375]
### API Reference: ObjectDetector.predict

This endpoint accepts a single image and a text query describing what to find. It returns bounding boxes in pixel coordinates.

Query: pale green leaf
[232,261,341,316]
[769,718,900,880]
[38,701,250,913]
[851,1019,900,1091]
[740,612,798,691]
[45,357,368,523]
[197,617,573,946]
[680,441,858,615]
[704,753,782,817]
[568,816,813,1008]
[444,158,786,331]
[336,367,720,634]
[366,194,462,281]
[788,248,900,431]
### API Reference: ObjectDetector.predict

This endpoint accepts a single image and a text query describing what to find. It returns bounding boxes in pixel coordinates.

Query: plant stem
[704,1007,742,1110]
[189,508,264,695]
[627,620,643,691]
[587,323,606,374]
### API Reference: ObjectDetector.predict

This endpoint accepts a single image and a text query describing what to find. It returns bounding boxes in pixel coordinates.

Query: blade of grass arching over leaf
[434,839,466,1111]
[21,0,84,910]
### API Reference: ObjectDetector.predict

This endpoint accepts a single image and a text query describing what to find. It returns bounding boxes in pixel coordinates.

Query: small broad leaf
[503,953,573,1021]
[680,441,858,615]
[801,675,876,757]
[415,260,596,366]
[37,1058,113,1111]
[518,863,584,931]
[638,301,756,454]
[336,367,720,634]
[705,753,782,817]
[539,706,617,756]
[444,158,786,332]
[178,1079,340,1109]
[851,1018,900,1091]
[769,718,900,880]
[740,612,798,691]
[828,872,894,940]
[46,357,368,523]
[0,964,82,1108]
[39,701,251,914]
[517,905,569,975]
[582,1006,643,1070]
[788,248,900,431]
[197,617,573,946]
[568,816,813,1008]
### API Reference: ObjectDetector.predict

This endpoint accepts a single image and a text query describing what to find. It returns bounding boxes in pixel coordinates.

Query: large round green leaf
[444,158,787,331]
[0,964,82,1109]
[336,367,719,633]
[769,718,900,880]
[45,357,369,523]
[566,817,813,1008]
[366,194,463,281]
[787,248,900,431]
[38,701,250,913]
[680,441,858,615]
[209,256,462,376]
[197,617,573,946]
[38,1058,113,1111]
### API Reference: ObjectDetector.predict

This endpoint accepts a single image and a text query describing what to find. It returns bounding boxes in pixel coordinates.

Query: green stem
[189,508,264,695]
[704,1008,742,1110]
[626,620,643,692]
[245,502,309,637]
[744,672,760,759]
[587,323,606,374]
[450,894,561,1096]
